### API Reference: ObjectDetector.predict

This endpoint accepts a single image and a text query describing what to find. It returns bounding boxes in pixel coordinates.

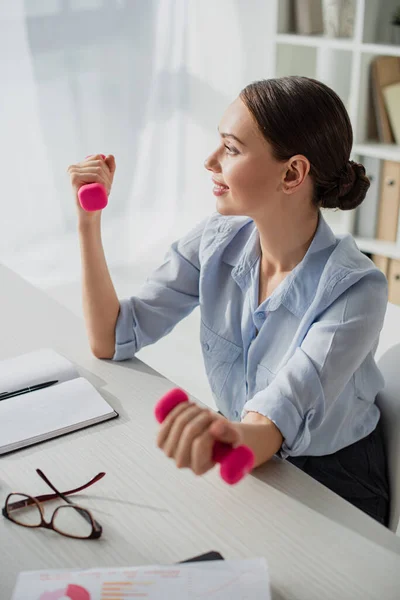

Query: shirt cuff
[112,299,138,361]
[241,393,315,458]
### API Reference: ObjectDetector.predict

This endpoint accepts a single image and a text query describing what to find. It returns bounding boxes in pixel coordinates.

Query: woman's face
[204,97,286,218]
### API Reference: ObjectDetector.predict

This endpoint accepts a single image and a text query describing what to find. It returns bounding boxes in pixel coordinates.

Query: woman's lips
[212,178,229,196]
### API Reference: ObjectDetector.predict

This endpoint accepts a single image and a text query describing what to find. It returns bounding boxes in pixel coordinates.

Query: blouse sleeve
[241,270,388,456]
[112,218,207,361]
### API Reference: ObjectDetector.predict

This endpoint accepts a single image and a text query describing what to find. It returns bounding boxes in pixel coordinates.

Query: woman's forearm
[238,412,284,467]
[78,217,120,359]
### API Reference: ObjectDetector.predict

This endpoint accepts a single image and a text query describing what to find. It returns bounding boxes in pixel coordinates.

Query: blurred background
[2,0,400,408]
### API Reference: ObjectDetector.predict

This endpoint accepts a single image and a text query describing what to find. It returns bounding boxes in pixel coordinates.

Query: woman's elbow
[90,342,115,360]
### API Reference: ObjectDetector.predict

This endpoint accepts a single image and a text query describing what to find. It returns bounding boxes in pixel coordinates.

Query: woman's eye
[224,144,238,155]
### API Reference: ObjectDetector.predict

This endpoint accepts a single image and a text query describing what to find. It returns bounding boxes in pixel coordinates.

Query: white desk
[1,263,400,600]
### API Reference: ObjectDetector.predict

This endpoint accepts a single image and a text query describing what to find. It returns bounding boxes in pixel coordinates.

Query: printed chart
[11,559,270,600]
[39,585,90,600]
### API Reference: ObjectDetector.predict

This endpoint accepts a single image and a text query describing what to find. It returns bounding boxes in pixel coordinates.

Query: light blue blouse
[113,212,388,458]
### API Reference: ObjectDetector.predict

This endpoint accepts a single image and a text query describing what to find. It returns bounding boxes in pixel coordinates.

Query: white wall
[184,0,276,220]
[1,0,275,405]
[1,0,274,287]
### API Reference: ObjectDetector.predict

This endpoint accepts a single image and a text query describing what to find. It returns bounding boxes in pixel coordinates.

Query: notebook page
[0,348,79,392]
[0,377,117,453]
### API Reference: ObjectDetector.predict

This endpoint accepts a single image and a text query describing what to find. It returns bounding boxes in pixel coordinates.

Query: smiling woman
[70,76,389,526]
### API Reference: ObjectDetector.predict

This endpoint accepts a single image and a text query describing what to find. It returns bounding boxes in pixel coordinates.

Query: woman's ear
[282,155,310,195]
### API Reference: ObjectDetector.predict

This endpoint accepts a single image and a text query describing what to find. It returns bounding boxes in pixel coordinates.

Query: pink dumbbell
[78,154,108,212]
[154,388,255,485]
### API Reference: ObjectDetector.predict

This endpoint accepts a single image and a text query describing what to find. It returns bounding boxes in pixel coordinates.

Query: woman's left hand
[156,402,243,476]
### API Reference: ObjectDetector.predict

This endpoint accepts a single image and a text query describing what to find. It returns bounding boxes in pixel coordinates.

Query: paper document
[11,559,270,599]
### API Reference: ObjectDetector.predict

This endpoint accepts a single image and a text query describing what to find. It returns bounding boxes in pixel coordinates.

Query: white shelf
[354,237,400,260]
[360,43,400,57]
[276,35,400,57]
[353,143,400,161]
[275,33,355,50]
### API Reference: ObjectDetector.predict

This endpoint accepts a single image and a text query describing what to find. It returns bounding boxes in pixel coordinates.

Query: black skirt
[287,419,390,526]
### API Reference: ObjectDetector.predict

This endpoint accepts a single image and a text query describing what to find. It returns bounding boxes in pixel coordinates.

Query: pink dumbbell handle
[154,388,254,485]
[78,154,108,212]
[212,441,232,462]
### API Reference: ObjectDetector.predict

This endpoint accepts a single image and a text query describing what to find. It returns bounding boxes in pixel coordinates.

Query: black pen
[0,380,59,401]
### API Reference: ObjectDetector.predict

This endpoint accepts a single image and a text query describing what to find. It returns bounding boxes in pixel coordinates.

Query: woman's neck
[255,209,319,277]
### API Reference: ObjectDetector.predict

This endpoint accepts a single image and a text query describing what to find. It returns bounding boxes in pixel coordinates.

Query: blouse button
[203,342,210,351]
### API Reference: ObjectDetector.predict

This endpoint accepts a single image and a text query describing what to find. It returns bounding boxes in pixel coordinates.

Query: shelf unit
[272,0,400,252]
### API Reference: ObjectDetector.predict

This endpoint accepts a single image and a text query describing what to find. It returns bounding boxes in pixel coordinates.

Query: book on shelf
[387,259,400,305]
[293,0,324,35]
[382,82,400,145]
[371,256,400,306]
[376,160,400,243]
[355,156,381,238]
[371,56,400,143]
[371,254,390,278]
[398,197,400,246]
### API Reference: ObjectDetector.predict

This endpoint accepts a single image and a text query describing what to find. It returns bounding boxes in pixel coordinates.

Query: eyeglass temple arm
[37,469,80,505]
[5,471,105,510]
[36,469,105,504]
[36,469,103,532]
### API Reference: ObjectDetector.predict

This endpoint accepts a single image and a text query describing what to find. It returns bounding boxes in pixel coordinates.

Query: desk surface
[1,263,400,600]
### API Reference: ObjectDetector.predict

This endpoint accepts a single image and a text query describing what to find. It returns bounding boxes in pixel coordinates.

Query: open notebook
[0,348,118,455]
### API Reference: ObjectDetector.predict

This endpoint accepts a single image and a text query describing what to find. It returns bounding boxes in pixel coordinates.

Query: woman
[68,76,390,525]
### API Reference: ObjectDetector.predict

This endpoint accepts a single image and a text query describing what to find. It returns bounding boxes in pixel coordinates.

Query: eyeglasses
[2,468,105,539]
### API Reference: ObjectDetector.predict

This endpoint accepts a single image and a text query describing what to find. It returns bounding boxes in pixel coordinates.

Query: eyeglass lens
[6,494,94,538]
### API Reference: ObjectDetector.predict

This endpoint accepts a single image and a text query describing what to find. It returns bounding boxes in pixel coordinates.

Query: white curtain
[0,0,274,289]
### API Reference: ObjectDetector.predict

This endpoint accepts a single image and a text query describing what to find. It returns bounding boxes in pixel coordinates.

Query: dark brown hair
[240,76,369,210]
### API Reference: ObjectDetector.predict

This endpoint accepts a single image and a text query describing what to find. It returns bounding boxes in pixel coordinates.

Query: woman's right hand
[67,154,116,223]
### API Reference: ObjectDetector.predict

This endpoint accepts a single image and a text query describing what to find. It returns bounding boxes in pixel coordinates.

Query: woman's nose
[204,150,220,172]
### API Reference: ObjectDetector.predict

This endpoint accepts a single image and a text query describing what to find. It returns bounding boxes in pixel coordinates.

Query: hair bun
[338,161,357,197]
[320,160,370,211]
